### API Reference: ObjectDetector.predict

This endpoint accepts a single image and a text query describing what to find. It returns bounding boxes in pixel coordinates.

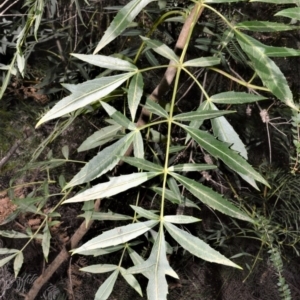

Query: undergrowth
[1,0,300,299]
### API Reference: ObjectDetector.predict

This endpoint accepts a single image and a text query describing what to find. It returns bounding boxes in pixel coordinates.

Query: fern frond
[268,247,292,300]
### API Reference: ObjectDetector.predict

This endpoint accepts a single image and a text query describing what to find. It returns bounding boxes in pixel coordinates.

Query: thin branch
[0,0,19,16]
[122,5,204,160]
[0,139,22,169]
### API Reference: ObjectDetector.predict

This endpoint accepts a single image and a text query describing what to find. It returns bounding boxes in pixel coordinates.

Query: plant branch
[138,4,204,125]
[0,140,22,169]
[122,4,204,160]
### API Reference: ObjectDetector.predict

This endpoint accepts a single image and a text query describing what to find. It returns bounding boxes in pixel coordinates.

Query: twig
[24,199,101,300]
[0,0,19,16]
[0,139,22,169]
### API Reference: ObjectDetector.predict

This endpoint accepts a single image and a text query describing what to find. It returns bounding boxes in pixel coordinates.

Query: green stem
[160,2,203,219]
[209,67,270,92]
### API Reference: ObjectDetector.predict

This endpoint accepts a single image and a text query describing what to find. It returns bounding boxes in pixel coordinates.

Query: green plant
[1,0,300,299]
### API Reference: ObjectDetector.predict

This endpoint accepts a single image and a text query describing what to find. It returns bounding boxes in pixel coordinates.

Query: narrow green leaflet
[169,145,186,153]
[65,172,159,203]
[79,211,133,221]
[61,145,69,160]
[71,53,137,71]
[78,124,122,152]
[173,110,235,121]
[235,21,298,32]
[128,72,144,121]
[42,223,51,262]
[163,215,200,224]
[79,245,126,257]
[14,252,24,278]
[250,0,299,3]
[275,8,300,21]
[121,157,163,172]
[236,33,300,57]
[17,53,25,77]
[0,230,29,239]
[0,249,19,255]
[1,56,16,93]
[80,264,118,273]
[101,101,136,130]
[133,131,145,159]
[264,45,300,57]
[183,56,220,67]
[209,102,259,189]
[185,100,209,143]
[170,172,254,222]
[65,132,135,189]
[236,33,297,110]
[0,254,17,268]
[145,49,160,66]
[93,0,156,53]
[164,221,241,268]
[36,73,134,127]
[210,91,267,104]
[72,220,158,254]
[167,177,181,203]
[127,247,150,279]
[143,98,169,118]
[141,36,179,63]
[180,125,269,186]
[168,163,216,172]
[204,0,246,2]
[120,267,143,297]
[126,227,178,300]
[130,205,159,220]
[95,269,119,300]
[33,0,44,40]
